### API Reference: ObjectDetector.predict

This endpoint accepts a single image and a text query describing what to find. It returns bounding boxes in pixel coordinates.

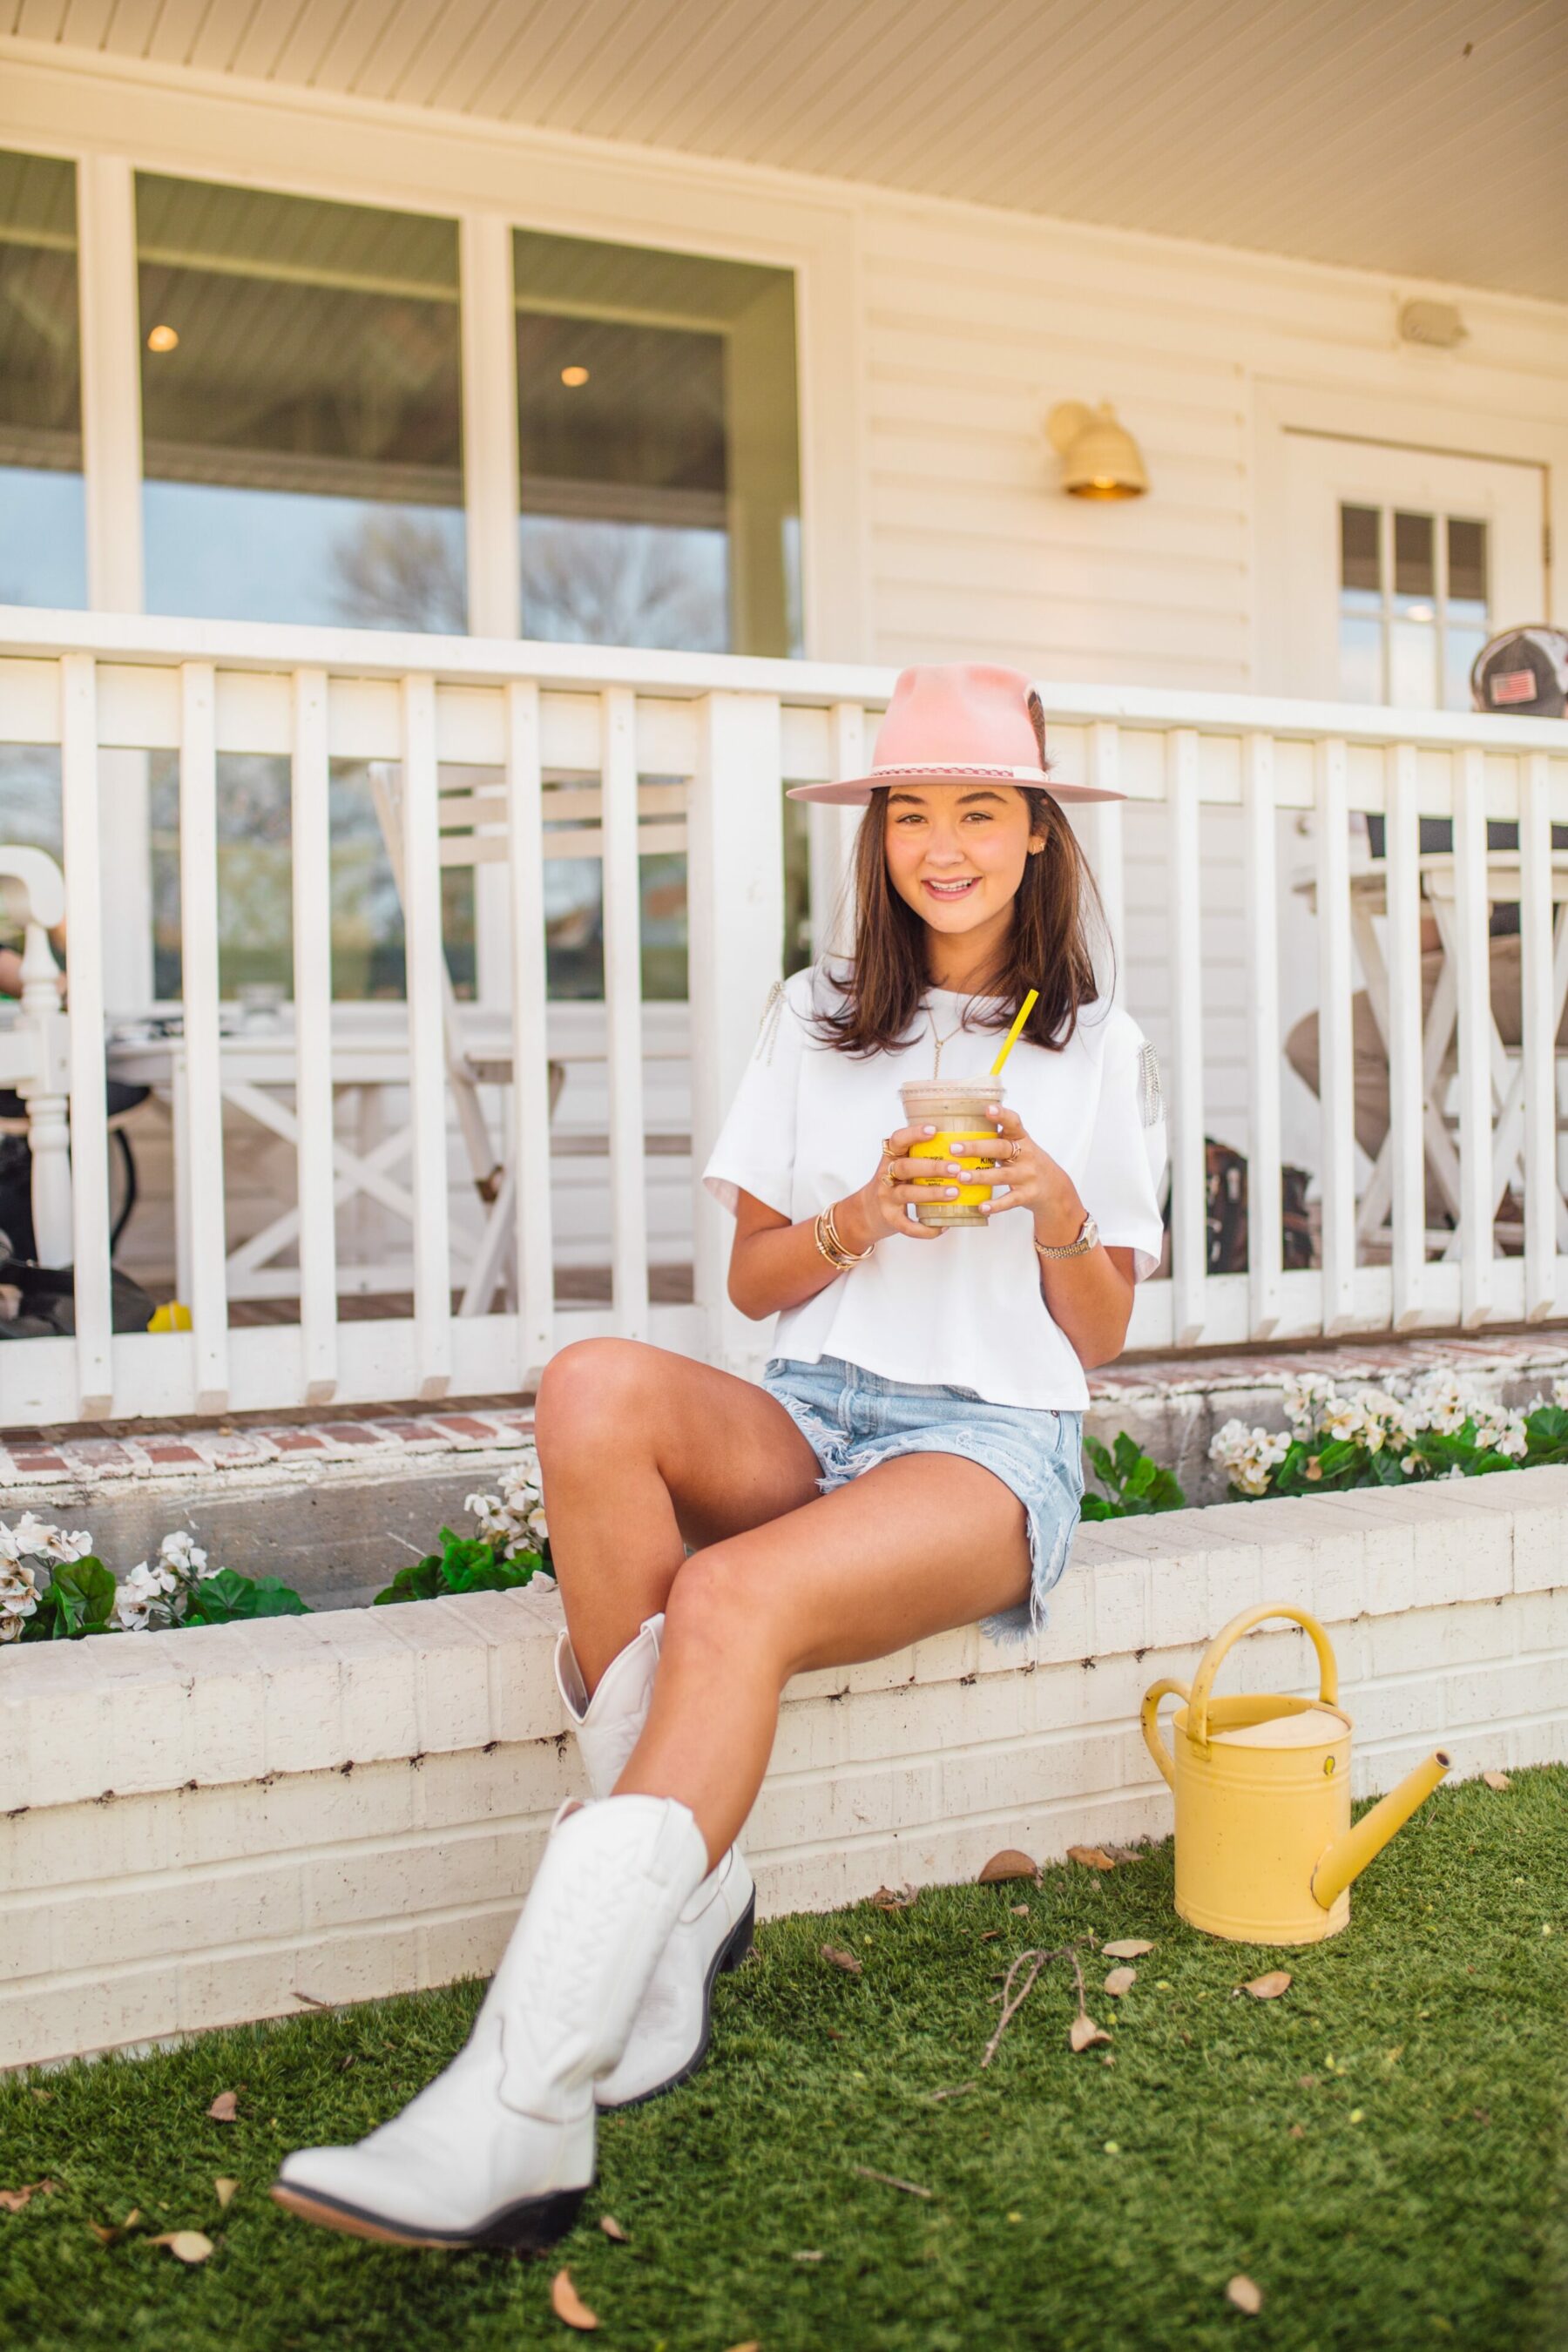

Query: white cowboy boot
[556,1614,755,2107]
[271,1794,707,2253]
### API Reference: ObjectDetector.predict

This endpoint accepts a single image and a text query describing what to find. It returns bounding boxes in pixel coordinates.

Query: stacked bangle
[814,1202,874,1273]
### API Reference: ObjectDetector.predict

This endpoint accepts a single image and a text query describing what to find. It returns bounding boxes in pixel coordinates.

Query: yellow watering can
[1141,1605,1450,1947]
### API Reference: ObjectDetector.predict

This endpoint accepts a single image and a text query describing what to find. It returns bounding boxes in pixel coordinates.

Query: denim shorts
[762,1355,1085,1645]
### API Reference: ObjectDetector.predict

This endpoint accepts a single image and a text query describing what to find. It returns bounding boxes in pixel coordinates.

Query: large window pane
[0,149,84,609]
[513,229,801,663]
[137,174,465,630]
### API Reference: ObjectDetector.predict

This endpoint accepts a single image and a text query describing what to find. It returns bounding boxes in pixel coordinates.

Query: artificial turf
[2,1767,1565,2352]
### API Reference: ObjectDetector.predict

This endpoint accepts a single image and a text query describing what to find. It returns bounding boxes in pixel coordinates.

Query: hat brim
[787,765,1124,806]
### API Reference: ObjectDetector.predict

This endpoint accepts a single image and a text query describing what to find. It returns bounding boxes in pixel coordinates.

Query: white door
[1272,435,1546,707]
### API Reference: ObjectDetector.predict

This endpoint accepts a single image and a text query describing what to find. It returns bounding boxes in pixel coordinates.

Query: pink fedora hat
[786,663,1121,807]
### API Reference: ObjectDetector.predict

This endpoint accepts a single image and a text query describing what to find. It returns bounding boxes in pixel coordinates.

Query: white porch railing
[3,605,1568,1429]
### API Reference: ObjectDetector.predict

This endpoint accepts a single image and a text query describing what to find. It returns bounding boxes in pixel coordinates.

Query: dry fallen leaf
[1102,1938,1155,1960]
[88,2210,142,2247]
[1065,1845,1118,1873]
[821,1943,863,1974]
[1227,2274,1264,2315]
[1069,2012,1112,2053]
[853,2164,932,2199]
[550,2268,599,2331]
[977,1848,1037,1884]
[1482,1770,1512,1791]
[1242,1970,1293,2001]
[0,2180,56,2214]
[150,2231,213,2264]
[793,2248,825,2262]
[1103,1967,1138,1998]
[598,2214,628,2243]
[1009,1903,1030,1916]
[869,1885,916,1909]
[724,2342,762,2351]
[206,2090,239,2124]
[977,1929,1002,1943]
[1288,2123,1306,2140]
[213,2178,239,2211]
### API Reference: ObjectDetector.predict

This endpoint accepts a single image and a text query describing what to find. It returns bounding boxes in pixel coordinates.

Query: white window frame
[0,56,867,1006]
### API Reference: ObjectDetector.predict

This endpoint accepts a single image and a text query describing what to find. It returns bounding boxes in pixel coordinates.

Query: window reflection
[1336,501,1490,713]
[0,149,84,609]
[136,173,466,630]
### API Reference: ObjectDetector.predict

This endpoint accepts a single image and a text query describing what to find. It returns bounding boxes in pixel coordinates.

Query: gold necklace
[927,1006,967,1078]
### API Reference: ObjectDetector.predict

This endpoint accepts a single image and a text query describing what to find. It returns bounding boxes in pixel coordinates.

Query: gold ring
[881,1136,896,1157]
[1008,1138,1023,1163]
[882,1163,899,1187]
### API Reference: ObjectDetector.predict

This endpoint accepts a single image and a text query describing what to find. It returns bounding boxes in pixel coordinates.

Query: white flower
[0,1556,39,1640]
[0,1512,94,1565]
[466,1449,550,1559]
[112,1557,182,1632]
[157,1530,209,1578]
[1552,1377,1568,1409]
[1209,1420,1289,1497]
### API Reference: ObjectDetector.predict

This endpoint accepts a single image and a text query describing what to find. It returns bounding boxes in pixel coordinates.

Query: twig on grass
[853,2164,933,2200]
[981,1938,1095,2069]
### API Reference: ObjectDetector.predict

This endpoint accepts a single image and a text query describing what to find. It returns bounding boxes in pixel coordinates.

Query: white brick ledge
[3,1473,1566,2071]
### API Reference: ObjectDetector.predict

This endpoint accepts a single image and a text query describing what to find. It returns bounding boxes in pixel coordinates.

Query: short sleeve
[701,971,809,1221]
[1080,1021,1168,1281]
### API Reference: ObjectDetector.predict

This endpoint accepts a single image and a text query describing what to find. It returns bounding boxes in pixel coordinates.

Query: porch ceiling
[9,0,1567,306]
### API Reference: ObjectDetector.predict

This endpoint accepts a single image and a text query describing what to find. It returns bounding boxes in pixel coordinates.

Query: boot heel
[718,1891,756,1975]
[483,2185,587,2254]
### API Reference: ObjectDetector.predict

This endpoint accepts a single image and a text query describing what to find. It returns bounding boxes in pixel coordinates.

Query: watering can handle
[1139,1679,1190,1789]
[1186,1605,1338,1749]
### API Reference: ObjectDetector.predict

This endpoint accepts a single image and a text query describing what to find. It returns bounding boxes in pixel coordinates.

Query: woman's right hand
[836,1122,961,1249]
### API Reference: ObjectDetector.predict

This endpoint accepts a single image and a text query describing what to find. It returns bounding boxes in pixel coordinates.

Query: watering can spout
[1310,1751,1450,1911]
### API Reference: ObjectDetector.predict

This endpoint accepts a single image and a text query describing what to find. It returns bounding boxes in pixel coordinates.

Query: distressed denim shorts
[762,1354,1085,1645]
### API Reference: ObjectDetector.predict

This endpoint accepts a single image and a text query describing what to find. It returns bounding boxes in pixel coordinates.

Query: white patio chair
[0,846,72,1265]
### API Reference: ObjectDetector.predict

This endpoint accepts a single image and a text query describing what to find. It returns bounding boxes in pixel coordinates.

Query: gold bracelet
[814,1204,874,1272]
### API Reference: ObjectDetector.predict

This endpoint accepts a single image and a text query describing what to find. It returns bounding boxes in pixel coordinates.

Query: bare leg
[616,1452,1037,1866]
[533,1338,822,1689]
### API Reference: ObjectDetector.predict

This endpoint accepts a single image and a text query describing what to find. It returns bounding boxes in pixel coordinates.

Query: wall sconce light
[1046,401,1147,498]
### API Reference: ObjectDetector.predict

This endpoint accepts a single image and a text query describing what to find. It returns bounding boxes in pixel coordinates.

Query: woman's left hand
[966,1104,1086,1246]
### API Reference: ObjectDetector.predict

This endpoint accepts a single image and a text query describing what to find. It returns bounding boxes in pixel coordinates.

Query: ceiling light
[1046,401,1147,499]
[146,323,179,354]
[560,365,589,388]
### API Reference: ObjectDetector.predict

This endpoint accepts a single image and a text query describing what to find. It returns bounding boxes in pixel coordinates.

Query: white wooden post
[1383,740,1426,1331]
[177,663,230,1415]
[1452,745,1494,1327]
[1081,721,1125,1004]
[1518,750,1557,1321]
[1315,737,1356,1335]
[400,674,453,1399]
[1166,730,1206,1347]
[459,212,522,1013]
[504,679,556,1382]
[600,686,650,1342]
[1241,733,1281,1338]
[77,153,153,1012]
[58,654,113,1416]
[689,691,786,1372]
[290,667,338,1403]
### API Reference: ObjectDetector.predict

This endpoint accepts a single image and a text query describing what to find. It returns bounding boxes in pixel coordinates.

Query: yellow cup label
[909,1126,995,1206]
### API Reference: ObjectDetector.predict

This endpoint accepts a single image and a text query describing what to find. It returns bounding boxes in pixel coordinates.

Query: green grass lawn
[3,1767,1565,2352]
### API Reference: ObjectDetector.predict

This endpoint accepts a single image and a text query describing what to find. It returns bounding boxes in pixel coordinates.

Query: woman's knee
[663,1544,775,1669]
[534,1338,660,1466]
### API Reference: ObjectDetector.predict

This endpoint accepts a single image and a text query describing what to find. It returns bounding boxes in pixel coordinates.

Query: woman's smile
[921,875,982,902]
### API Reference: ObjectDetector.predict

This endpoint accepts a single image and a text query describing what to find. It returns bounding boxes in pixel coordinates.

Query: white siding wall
[856,195,1568,1156]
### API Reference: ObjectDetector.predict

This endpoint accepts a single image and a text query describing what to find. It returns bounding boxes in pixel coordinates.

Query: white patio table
[105,1004,521,1308]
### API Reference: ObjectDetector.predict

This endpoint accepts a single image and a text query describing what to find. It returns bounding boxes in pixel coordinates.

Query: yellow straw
[989,988,1039,1079]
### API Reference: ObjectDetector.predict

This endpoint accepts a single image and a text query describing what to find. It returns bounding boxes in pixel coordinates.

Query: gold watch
[1033,1212,1098,1261]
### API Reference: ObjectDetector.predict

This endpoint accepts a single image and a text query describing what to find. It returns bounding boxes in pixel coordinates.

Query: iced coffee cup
[899,1079,1006,1227]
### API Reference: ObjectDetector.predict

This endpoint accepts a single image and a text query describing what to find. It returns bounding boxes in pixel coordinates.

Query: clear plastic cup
[898,1079,1005,1227]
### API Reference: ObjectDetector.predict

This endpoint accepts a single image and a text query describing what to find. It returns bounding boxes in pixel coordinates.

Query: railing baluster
[1315,737,1356,1335]
[178,664,230,1415]
[1452,745,1493,1326]
[504,679,555,1380]
[291,668,337,1403]
[688,691,786,1371]
[58,652,113,1418]
[1384,740,1425,1330]
[1082,721,1125,1003]
[1167,729,1206,1346]
[1241,733,1281,1338]
[600,686,650,1342]
[400,673,452,1398]
[808,701,864,961]
[1519,751,1557,1320]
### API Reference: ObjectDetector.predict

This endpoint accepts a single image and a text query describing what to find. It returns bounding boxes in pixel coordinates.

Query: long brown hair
[810,774,1109,1059]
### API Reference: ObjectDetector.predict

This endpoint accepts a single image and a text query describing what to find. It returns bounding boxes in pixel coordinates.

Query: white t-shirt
[702,963,1168,1412]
